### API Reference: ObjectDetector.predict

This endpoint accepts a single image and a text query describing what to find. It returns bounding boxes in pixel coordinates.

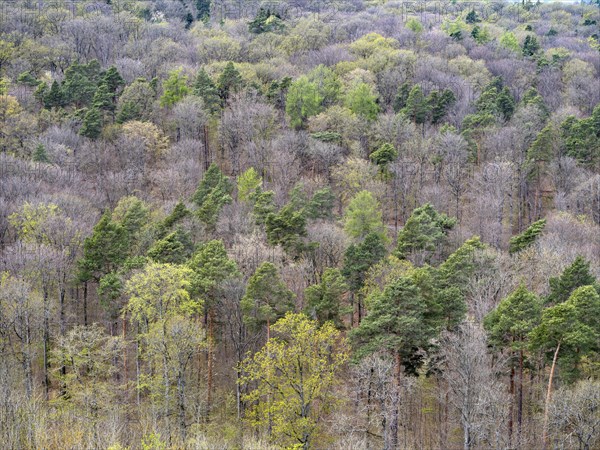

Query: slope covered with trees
[0,0,599,448]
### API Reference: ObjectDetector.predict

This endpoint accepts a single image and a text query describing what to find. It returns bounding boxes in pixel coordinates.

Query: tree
[51,324,124,447]
[465,9,480,24]
[305,268,347,327]
[192,163,233,232]
[241,262,295,338]
[32,143,50,163]
[160,68,189,108]
[124,262,202,443]
[237,167,262,202]
[344,82,379,121]
[350,276,431,449]
[79,107,103,139]
[116,78,155,123]
[546,256,598,306]
[428,89,456,124]
[549,380,600,450]
[193,69,221,114]
[240,313,349,449]
[217,62,243,101]
[43,80,65,109]
[343,190,385,240]
[530,286,600,448]
[147,229,193,264]
[188,239,239,415]
[286,76,323,129]
[438,321,507,450]
[522,35,540,57]
[484,285,542,439]
[500,32,520,52]
[265,203,307,256]
[370,143,398,170]
[508,219,546,255]
[402,85,429,125]
[248,8,284,34]
[395,204,456,264]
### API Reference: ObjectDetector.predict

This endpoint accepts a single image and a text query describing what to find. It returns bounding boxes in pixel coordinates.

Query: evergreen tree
[241,262,295,336]
[342,232,387,293]
[217,62,243,101]
[395,203,456,263]
[237,167,262,203]
[522,35,540,56]
[508,219,546,255]
[402,85,430,125]
[546,256,598,306]
[32,143,50,163]
[465,9,480,24]
[192,164,233,232]
[427,89,456,124]
[370,142,398,170]
[305,187,336,220]
[196,0,210,20]
[305,268,347,327]
[193,69,221,114]
[265,203,307,256]
[44,80,65,109]
[157,201,189,239]
[393,81,412,113]
[147,229,193,264]
[79,107,103,139]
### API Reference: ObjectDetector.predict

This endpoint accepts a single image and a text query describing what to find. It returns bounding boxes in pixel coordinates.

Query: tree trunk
[518,348,524,442]
[389,352,402,450]
[508,360,514,444]
[542,342,561,450]
[83,281,88,326]
[207,309,215,421]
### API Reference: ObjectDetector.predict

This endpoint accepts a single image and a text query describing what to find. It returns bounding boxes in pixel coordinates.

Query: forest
[0,0,599,448]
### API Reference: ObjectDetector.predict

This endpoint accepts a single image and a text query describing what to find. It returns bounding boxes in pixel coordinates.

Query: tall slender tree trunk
[518,349,524,443]
[508,361,515,444]
[389,352,402,450]
[43,287,50,400]
[542,342,561,450]
[207,309,215,421]
[83,281,88,326]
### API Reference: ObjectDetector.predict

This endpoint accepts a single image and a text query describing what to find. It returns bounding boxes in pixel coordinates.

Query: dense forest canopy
[0,0,599,448]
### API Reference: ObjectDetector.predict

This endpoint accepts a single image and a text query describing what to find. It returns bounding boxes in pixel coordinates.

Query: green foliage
[560,114,600,168]
[43,80,66,109]
[241,262,295,332]
[147,229,193,264]
[79,212,129,283]
[250,188,276,225]
[395,203,456,263]
[500,31,520,52]
[79,107,103,139]
[406,17,423,33]
[192,164,234,232]
[32,143,50,163]
[240,313,348,449]
[427,89,456,124]
[306,65,341,108]
[351,275,429,360]
[193,69,221,114]
[188,239,239,301]
[62,60,102,108]
[465,9,480,24]
[217,62,243,101]
[485,285,542,351]
[342,232,387,292]
[393,82,412,113]
[343,190,385,240]
[305,187,336,220]
[160,68,189,108]
[508,219,546,255]
[305,268,347,327]
[523,35,541,57]
[116,78,155,123]
[265,203,307,256]
[344,82,379,121]
[157,201,189,238]
[370,143,398,168]
[237,167,262,202]
[286,76,323,129]
[546,256,598,306]
[402,85,429,125]
[248,8,284,34]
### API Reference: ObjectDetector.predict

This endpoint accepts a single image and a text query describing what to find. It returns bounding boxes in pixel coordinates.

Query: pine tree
[305,268,347,327]
[44,80,65,109]
[395,203,456,263]
[402,85,430,125]
[546,256,598,306]
[508,219,546,255]
[193,69,221,114]
[522,35,540,56]
[241,262,295,337]
[393,82,412,113]
[32,143,50,163]
[217,62,243,101]
[79,107,103,139]
[192,164,233,232]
